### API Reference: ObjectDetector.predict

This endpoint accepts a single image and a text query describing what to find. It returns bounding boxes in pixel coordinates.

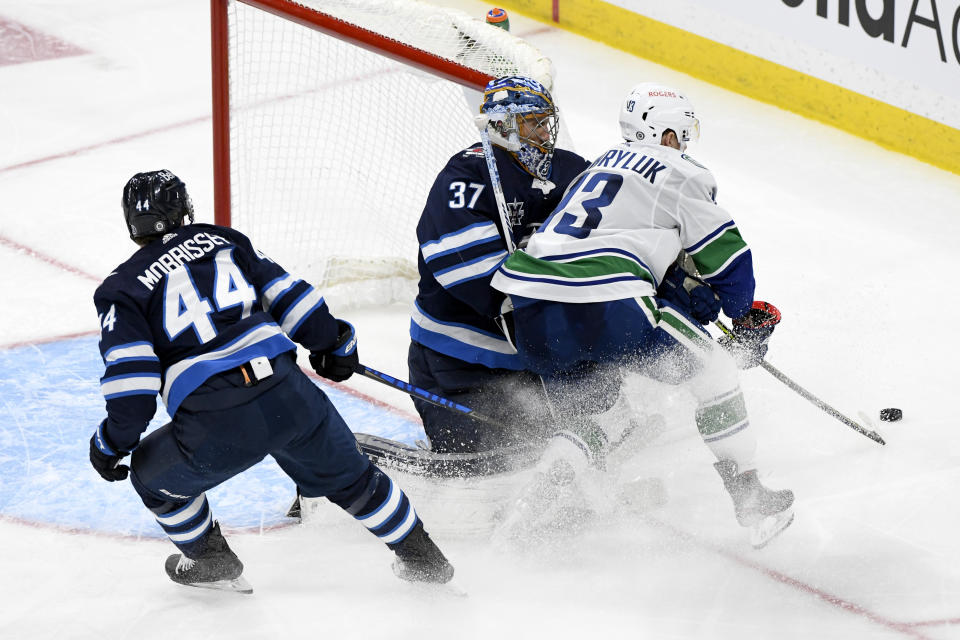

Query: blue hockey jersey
[411,143,589,370]
[93,223,341,453]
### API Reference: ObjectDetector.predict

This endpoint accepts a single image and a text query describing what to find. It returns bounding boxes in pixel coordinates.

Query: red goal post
[210,0,557,309]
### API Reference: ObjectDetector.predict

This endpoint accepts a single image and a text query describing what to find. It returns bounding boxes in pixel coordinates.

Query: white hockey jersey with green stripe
[491,141,755,318]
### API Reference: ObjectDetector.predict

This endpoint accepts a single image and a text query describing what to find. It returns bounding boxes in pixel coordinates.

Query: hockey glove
[657,264,721,325]
[719,301,781,369]
[309,320,358,382]
[89,420,130,482]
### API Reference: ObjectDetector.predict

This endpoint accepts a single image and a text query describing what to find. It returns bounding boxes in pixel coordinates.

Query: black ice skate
[164,522,252,594]
[714,460,795,549]
[391,522,454,584]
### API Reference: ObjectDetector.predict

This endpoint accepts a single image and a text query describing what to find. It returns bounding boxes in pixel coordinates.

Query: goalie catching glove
[658,264,721,325]
[309,320,359,382]
[719,301,781,369]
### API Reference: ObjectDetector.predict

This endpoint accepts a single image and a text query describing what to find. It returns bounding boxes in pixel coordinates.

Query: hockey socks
[695,388,758,470]
[153,493,214,559]
[153,497,252,593]
[328,464,454,583]
[330,465,420,546]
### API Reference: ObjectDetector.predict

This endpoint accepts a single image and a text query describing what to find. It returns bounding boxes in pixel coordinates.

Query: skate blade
[285,494,301,519]
[750,509,795,549]
[177,575,254,595]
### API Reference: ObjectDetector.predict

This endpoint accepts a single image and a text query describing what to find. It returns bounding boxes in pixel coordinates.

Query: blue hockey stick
[355,363,504,426]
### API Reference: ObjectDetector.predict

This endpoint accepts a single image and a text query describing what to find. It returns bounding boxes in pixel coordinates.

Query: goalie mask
[477,76,559,180]
[619,83,700,151]
[121,169,195,242]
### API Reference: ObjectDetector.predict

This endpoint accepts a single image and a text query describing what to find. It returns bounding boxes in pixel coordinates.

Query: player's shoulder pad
[436,146,488,183]
[667,150,715,185]
[94,271,138,308]
[460,143,485,160]
[193,221,237,237]
[675,155,719,202]
[553,148,591,170]
[680,153,709,171]
[190,222,250,247]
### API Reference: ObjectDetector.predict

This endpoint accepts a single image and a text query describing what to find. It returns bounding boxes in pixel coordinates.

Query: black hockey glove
[719,301,781,369]
[657,264,721,325]
[89,420,130,482]
[309,320,358,382]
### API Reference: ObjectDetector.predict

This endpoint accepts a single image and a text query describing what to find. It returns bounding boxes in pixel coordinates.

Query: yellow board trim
[500,0,960,176]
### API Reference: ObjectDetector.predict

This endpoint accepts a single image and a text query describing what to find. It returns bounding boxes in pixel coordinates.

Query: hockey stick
[478,128,517,253]
[353,432,536,477]
[285,366,509,517]
[713,320,886,445]
[355,363,505,427]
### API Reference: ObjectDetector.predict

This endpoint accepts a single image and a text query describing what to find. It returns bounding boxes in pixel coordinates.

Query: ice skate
[714,460,794,548]
[493,455,595,544]
[391,522,455,584]
[285,488,302,520]
[164,522,252,594]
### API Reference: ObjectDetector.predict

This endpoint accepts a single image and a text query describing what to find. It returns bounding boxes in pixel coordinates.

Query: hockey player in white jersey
[491,83,794,547]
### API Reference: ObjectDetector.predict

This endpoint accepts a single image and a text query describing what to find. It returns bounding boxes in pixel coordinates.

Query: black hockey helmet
[121,170,194,242]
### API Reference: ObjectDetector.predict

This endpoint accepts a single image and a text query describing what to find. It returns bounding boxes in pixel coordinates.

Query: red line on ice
[647,517,942,639]
[0,234,102,282]
[0,117,210,175]
[903,617,960,628]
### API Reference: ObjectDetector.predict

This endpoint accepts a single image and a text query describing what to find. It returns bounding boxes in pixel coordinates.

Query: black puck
[880,408,902,422]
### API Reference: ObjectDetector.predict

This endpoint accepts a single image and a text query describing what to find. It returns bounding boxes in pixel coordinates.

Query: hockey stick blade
[714,320,885,446]
[759,359,885,445]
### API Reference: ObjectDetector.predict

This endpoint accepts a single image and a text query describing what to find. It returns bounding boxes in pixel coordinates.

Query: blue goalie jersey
[93,223,342,453]
[411,143,589,370]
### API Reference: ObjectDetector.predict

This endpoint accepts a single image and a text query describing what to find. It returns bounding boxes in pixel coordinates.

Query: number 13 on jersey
[542,172,622,239]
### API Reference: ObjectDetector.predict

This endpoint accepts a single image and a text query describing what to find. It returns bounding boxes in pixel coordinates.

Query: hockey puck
[879,408,902,422]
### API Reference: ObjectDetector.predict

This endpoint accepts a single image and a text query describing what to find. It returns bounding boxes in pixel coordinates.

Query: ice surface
[1,1,959,639]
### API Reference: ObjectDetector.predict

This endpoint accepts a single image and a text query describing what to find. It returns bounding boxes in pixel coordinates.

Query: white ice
[1,1,959,638]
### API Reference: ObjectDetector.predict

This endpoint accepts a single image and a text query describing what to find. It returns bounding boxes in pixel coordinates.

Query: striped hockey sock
[154,493,213,558]
[334,466,420,547]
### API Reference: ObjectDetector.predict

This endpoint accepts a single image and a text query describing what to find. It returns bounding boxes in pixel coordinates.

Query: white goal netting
[221,0,556,310]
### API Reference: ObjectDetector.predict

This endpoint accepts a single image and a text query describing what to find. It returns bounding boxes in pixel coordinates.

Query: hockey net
[212,0,557,310]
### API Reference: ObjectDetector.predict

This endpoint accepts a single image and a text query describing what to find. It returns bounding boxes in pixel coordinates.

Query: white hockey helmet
[619,83,700,151]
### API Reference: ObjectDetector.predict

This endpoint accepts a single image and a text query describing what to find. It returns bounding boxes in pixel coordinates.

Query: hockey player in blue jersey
[408,76,590,455]
[492,83,795,547]
[88,170,453,592]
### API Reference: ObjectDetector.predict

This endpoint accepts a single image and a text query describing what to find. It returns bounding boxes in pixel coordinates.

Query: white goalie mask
[475,76,559,179]
[619,83,700,151]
